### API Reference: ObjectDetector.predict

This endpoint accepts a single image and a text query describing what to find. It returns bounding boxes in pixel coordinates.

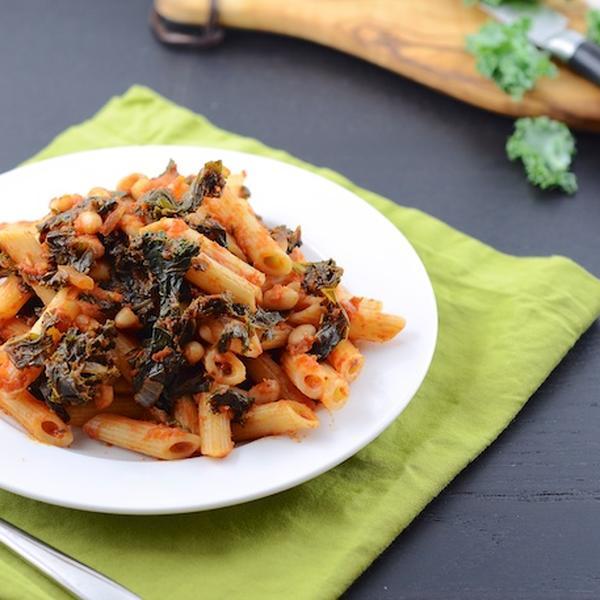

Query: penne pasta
[327,339,365,382]
[319,364,350,411]
[248,379,280,405]
[0,318,30,341]
[187,254,260,310]
[232,400,318,442]
[260,323,292,351]
[0,275,32,320]
[288,299,324,326]
[348,306,406,343]
[203,187,292,276]
[196,392,234,458]
[83,414,200,460]
[280,352,330,400]
[245,353,313,407]
[0,389,73,447]
[174,396,199,434]
[67,394,144,427]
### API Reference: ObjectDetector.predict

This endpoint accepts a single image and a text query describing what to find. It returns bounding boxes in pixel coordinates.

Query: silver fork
[0,518,141,600]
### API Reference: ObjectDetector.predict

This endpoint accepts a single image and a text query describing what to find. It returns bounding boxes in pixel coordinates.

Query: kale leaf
[506,116,577,194]
[297,259,344,296]
[210,389,254,424]
[45,322,119,406]
[217,320,251,354]
[270,225,302,254]
[4,315,58,369]
[587,9,600,45]
[184,293,248,322]
[310,303,349,361]
[186,216,228,248]
[138,161,226,221]
[103,231,155,323]
[132,233,199,409]
[466,18,556,100]
[44,229,95,275]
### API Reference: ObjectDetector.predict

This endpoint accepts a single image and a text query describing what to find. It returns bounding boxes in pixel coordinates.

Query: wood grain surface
[156,0,600,131]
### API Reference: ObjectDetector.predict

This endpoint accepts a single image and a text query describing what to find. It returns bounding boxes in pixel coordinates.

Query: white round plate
[0,146,437,514]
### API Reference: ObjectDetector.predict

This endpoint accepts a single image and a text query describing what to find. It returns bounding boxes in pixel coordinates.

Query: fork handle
[0,518,140,600]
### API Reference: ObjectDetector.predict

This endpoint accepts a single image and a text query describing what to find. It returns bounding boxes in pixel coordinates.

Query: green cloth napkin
[2,86,600,600]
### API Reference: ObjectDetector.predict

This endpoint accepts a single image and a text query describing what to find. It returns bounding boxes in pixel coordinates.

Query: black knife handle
[568,41,600,87]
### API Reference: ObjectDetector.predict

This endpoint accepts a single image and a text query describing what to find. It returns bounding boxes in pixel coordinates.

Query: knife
[481,3,600,87]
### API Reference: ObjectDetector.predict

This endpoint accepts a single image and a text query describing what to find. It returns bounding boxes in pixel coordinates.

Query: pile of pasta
[0,160,405,460]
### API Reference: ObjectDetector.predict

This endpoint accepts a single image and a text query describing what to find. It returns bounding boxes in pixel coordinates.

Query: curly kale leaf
[296,259,344,297]
[139,161,227,221]
[270,225,302,254]
[45,322,119,406]
[217,320,251,354]
[132,233,199,409]
[466,18,556,100]
[44,229,95,276]
[210,389,254,424]
[310,303,349,361]
[251,307,284,330]
[587,9,600,45]
[189,160,227,204]
[103,231,155,323]
[186,216,228,248]
[166,364,212,400]
[4,315,58,369]
[184,293,248,322]
[506,116,577,194]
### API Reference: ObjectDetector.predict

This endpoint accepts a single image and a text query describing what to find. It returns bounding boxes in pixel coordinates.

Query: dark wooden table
[2,2,599,598]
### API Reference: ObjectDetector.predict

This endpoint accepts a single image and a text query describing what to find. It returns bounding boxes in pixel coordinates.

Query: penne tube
[0,224,54,303]
[225,233,247,261]
[196,392,233,458]
[0,389,73,447]
[0,318,31,341]
[232,400,318,442]
[187,254,260,310]
[199,234,265,287]
[288,300,324,327]
[174,395,199,434]
[67,394,145,426]
[83,414,200,460]
[280,352,330,400]
[248,379,280,405]
[244,353,313,407]
[0,275,32,320]
[319,364,350,411]
[348,306,406,343]
[260,323,292,351]
[358,297,384,312]
[261,284,300,311]
[203,187,292,276]
[0,350,41,392]
[327,339,365,382]
[204,347,246,386]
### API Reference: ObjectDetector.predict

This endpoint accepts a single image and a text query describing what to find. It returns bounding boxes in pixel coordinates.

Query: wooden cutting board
[155,0,600,131]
